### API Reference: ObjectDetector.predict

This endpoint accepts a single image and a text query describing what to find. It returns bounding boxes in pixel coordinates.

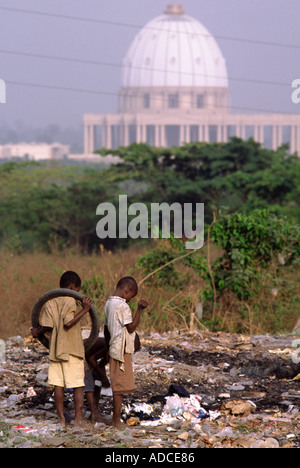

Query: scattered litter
[100,387,113,397]
[13,425,38,434]
[1,331,300,448]
[221,399,257,417]
[26,387,37,398]
[123,385,219,426]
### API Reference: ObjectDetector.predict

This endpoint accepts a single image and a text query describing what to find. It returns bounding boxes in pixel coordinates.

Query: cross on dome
[164,4,186,15]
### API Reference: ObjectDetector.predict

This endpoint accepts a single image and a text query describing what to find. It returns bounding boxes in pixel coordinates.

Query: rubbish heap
[122,385,221,427]
[1,331,300,448]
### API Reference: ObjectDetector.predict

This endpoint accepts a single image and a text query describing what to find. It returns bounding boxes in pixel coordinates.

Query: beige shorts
[109,354,134,395]
[48,355,84,388]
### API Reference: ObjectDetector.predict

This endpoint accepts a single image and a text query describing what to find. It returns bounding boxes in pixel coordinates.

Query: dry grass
[0,242,298,340]
[0,242,202,340]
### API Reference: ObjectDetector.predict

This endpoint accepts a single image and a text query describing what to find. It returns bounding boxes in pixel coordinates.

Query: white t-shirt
[104,296,135,363]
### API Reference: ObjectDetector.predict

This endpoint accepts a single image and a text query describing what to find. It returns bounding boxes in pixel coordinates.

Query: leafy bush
[137,210,300,333]
[81,274,107,301]
[137,246,185,288]
[210,210,300,299]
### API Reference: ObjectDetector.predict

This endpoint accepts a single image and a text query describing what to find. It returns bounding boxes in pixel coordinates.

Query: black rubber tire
[31,288,100,351]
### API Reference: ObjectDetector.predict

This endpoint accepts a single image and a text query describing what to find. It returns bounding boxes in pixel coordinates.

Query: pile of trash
[1,331,300,448]
[122,385,221,427]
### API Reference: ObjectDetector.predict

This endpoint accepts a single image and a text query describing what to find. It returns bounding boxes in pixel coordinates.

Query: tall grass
[0,242,299,340]
[0,242,199,339]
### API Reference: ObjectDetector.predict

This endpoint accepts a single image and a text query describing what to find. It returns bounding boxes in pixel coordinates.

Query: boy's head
[115,276,138,302]
[60,271,81,291]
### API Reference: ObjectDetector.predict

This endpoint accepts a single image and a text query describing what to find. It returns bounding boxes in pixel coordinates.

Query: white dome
[121,4,228,88]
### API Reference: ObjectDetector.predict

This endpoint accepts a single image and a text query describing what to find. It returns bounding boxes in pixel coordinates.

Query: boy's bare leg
[112,393,126,429]
[54,386,65,427]
[94,385,100,408]
[73,387,86,428]
[85,391,95,420]
[85,391,104,423]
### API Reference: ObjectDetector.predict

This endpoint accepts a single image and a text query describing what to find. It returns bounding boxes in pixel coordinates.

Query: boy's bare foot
[91,411,110,425]
[73,420,90,430]
[58,416,66,428]
[112,419,128,430]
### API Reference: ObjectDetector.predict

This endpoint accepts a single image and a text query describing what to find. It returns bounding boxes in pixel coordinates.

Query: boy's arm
[87,348,110,387]
[126,298,148,334]
[64,296,92,330]
[104,325,111,350]
[31,325,52,338]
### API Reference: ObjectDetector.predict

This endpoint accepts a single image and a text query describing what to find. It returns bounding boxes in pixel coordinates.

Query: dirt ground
[1,330,300,449]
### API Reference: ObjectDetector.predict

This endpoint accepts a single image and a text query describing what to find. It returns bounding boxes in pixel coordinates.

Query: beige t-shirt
[104,296,135,363]
[40,296,84,362]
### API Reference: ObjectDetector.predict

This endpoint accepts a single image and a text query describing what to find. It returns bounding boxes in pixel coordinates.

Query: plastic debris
[1,331,300,448]
[12,425,38,434]
[26,387,37,398]
[100,387,113,397]
[123,389,217,426]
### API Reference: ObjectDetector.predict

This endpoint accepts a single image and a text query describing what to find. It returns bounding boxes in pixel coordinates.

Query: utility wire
[0,5,300,50]
[1,6,298,114]
[0,48,291,89]
[5,79,299,115]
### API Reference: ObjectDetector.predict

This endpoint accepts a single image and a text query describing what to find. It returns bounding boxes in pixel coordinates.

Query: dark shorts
[84,368,95,393]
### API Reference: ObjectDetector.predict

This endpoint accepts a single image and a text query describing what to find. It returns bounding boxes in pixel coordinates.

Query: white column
[155,125,160,147]
[240,125,246,140]
[123,124,129,147]
[254,125,259,142]
[217,125,222,142]
[254,125,264,145]
[259,126,264,145]
[224,125,228,142]
[290,126,296,154]
[106,123,112,149]
[272,125,277,151]
[198,125,203,142]
[140,124,146,143]
[136,123,145,143]
[296,126,300,155]
[185,126,191,144]
[277,125,282,147]
[84,124,90,154]
[89,125,95,153]
[136,122,141,143]
[180,125,185,145]
[161,126,166,147]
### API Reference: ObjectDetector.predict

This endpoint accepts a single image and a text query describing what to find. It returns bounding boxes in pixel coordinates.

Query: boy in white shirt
[104,276,148,429]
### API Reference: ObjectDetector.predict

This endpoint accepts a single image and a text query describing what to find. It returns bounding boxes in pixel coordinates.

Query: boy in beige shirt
[31,271,92,428]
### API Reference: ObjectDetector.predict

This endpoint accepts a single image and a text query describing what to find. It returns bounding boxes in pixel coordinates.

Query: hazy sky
[0,0,300,129]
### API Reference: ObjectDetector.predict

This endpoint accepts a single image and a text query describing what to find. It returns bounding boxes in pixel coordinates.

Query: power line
[5,79,298,115]
[0,48,290,89]
[1,5,300,50]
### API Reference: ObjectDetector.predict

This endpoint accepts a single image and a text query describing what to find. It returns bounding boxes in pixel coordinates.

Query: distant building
[0,142,70,160]
[84,3,300,154]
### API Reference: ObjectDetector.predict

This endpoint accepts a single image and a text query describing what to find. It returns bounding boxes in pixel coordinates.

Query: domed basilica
[84,4,300,154]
